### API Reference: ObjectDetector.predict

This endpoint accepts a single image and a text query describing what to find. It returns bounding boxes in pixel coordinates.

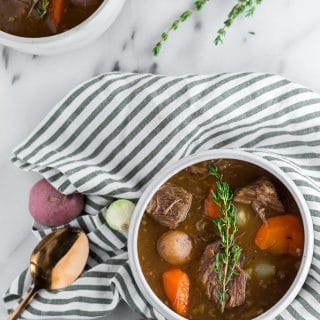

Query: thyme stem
[152,0,210,56]
[29,0,50,18]
[209,164,242,313]
[214,0,263,45]
[152,0,263,55]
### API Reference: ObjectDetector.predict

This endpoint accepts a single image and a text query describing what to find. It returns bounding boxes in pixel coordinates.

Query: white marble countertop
[1,0,320,319]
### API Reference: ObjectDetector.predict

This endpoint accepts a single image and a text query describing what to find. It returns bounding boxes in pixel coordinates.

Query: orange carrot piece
[204,186,222,219]
[162,269,190,316]
[49,0,66,29]
[255,214,304,256]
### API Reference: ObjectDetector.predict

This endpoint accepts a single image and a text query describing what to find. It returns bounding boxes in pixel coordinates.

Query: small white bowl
[0,0,126,55]
[128,149,314,320]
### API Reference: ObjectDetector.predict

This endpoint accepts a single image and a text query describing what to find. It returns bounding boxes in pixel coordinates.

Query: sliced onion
[254,262,276,279]
[236,205,249,227]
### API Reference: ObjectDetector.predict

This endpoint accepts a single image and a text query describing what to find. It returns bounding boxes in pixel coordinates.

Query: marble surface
[1,0,320,318]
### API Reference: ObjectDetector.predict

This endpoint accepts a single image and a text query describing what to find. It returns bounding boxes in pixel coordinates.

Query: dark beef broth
[138,159,303,320]
[0,1,103,37]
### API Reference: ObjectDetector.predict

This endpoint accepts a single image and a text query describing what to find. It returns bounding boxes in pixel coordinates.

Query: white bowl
[128,149,314,320]
[0,0,126,55]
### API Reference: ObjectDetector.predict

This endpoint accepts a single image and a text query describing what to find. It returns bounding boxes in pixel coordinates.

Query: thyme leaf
[152,0,210,56]
[29,0,50,18]
[209,164,242,313]
[37,0,50,18]
[214,0,262,45]
[153,0,263,55]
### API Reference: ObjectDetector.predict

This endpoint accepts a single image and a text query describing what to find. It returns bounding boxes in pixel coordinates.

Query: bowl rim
[128,149,314,320]
[0,0,125,44]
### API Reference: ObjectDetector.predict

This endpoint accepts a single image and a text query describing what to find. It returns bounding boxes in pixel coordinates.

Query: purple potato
[29,179,84,226]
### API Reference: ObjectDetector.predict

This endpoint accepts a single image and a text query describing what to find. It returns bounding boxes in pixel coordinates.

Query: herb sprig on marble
[215,0,262,45]
[153,0,209,56]
[209,164,242,313]
[153,0,263,56]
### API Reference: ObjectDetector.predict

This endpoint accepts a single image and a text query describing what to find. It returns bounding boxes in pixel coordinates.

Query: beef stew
[0,0,103,37]
[138,159,304,320]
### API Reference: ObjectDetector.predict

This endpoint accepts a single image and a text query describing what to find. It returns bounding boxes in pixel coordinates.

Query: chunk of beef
[146,182,192,229]
[184,160,214,178]
[185,160,232,177]
[214,159,233,172]
[234,177,285,223]
[5,0,32,19]
[199,242,220,300]
[228,267,247,308]
[199,241,247,309]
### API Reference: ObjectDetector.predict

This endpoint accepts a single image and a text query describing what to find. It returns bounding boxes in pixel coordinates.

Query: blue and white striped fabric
[3,72,320,319]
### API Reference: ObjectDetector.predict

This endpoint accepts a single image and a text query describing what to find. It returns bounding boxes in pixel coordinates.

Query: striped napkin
[3,72,320,320]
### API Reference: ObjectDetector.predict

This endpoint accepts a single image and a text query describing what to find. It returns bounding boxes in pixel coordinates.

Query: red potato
[29,179,84,226]
[157,231,192,265]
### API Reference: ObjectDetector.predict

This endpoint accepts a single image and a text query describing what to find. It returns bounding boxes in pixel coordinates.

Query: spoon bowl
[8,227,89,320]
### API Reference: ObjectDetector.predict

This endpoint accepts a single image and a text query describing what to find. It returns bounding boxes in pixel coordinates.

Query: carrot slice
[255,214,304,256]
[162,269,190,316]
[204,186,222,219]
[48,0,66,30]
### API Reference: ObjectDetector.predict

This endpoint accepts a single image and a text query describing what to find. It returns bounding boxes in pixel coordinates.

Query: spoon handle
[7,285,38,320]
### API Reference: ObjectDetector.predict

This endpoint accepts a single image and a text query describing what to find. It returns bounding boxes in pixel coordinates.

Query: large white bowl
[128,149,314,320]
[0,0,126,55]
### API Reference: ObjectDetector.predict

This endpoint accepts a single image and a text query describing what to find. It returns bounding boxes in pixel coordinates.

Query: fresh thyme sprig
[214,0,262,45]
[29,0,50,18]
[152,0,209,56]
[153,0,263,55]
[209,164,242,313]
[36,0,50,18]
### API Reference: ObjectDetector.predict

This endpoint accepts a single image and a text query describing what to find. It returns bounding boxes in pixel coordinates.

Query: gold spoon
[8,227,89,320]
